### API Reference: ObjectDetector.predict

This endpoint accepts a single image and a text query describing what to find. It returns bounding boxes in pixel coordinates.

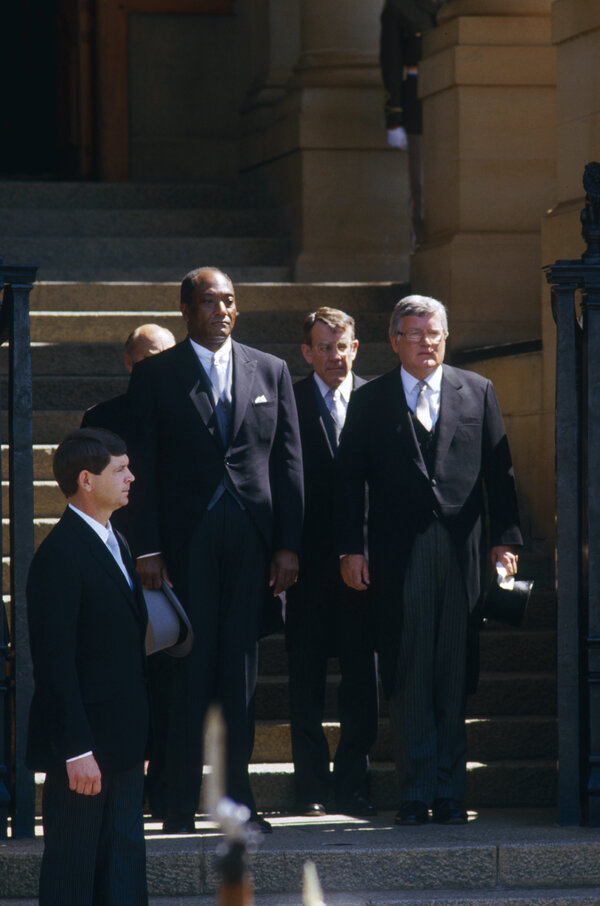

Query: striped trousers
[388,519,469,805]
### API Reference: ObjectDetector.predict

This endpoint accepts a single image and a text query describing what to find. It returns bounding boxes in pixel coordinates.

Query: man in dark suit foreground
[128,266,303,833]
[27,428,149,905]
[337,295,522,826]
[286,307,378,817]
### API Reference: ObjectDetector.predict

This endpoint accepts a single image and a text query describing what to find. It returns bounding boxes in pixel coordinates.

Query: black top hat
[483,576,534,627]
[143,581,194,657]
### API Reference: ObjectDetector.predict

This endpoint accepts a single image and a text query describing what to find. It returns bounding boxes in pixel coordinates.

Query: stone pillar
[411,0,555,349]
[538,0,600,543]
[240,0,412,282]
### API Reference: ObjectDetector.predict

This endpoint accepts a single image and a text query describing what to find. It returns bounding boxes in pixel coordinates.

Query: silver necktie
[415,380,432,432]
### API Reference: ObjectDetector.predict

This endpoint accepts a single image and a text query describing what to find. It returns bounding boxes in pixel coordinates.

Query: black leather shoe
[395,800,429,826]
[248,812,273,834]
[432,798,467,825]
[337,794,377,817]
[297,802,327,817]
[162,816,197,834]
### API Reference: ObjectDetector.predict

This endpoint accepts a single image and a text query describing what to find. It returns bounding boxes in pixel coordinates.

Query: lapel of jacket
[433,364,463,475]
[230,341,257,443]
[307,375,336,458]
[389,367,430,480]
[63,508,143,624]
[172,338,224,450]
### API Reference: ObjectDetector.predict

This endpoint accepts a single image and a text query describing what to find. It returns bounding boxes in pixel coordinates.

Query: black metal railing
[0,258,37,838]
[545,162,600,826]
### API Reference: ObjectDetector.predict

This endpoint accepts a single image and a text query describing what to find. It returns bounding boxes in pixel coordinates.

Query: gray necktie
[327,388,346,442]
[415,380,432,432]
[106,527,133,589]
[209,355,228,403]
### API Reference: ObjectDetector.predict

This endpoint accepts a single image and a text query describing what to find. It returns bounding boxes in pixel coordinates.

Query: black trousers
[287,576,378,806]
[39,762,147,906]
[388,520,469,805]
[165,494,266,821]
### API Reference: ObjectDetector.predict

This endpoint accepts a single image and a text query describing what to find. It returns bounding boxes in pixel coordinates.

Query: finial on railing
[581,162,600,264]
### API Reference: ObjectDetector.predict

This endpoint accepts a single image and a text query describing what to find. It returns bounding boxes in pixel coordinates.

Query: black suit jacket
[336,364,522,694]
[127,338,303,561]
[26,506,149,774]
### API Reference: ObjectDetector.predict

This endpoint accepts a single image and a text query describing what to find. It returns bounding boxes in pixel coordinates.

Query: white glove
[387,126,408,150]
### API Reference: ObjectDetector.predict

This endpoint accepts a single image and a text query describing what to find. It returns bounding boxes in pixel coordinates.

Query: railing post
[545,161,600,825]
[0,263,37,838]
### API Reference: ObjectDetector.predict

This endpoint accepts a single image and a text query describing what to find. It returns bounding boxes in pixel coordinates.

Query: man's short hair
[389,295,449,337]
[53,428,128,498]
[180,267,234,307]
[303,307,356,345]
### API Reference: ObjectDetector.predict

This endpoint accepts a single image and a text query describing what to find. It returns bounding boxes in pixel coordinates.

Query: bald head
[124,323,176,372]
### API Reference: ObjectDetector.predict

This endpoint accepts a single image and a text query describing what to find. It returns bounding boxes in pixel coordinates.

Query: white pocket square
[254,394,268,404]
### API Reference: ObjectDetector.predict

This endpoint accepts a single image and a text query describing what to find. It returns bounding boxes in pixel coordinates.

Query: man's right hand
[340,554,370,591]
[67,754,102,796]
[136,554,172,590]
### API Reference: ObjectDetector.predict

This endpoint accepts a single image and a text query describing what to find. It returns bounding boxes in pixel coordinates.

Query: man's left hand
[491,546,518,577]
[269,549,299,596]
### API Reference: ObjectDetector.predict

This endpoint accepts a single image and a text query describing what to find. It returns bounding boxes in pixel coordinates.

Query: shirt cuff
[66,751,93,763]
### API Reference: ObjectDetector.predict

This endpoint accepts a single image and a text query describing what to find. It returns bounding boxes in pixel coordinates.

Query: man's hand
[490,546,518,577]
[67,754,102,796]
[340,554,370,591]
[136,554,172,589]
[269,549,299,596]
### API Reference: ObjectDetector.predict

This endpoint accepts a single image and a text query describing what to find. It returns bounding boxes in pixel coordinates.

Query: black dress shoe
[432,798,467,825]
[297,802,327,817]
[162,816,197,834]
[248,813,273,834]
[337,794,377,817]
[395,800,429,826]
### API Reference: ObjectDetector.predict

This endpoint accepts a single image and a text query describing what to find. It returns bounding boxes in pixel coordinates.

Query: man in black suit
[286,307,378,818]
[128,266,303,833]
[81,323,176,439]
[26,428,149,906]
[337,295,522,826]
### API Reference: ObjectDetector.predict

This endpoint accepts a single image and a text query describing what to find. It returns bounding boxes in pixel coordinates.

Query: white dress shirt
[401,365,443,429]
[190,335,233,404]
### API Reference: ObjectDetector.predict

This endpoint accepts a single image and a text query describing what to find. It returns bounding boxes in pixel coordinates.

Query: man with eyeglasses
[285,307,378,818]
[336,295,522,826]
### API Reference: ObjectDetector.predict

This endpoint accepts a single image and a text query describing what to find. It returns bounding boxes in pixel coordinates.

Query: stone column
[240,0,412,282]
[411,0,555,348]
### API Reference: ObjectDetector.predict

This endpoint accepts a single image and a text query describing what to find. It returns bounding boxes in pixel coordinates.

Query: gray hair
[389,295,449,338]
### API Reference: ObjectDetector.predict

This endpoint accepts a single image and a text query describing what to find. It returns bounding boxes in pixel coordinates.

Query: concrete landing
[2,810,600,903]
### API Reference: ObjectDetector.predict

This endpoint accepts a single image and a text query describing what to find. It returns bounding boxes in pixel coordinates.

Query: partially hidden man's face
[301,323,358,390]
[86,454,134,513]
[389,312,447,380]
[181,271,237,351]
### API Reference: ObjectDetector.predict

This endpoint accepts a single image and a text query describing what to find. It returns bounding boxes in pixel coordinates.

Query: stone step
[256,629,556,678]
[0,179,272,209]
[26,310,391,345]
[31,281,406,313]
[7,808,594,901]
[25,265,293,282]
[252,674,556,722]
[250,716,556,765]
[0,207,281,238]
[1,341,397,383]
[1,236,289,272]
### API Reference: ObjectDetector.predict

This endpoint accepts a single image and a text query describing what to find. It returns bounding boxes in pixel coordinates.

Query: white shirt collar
[68,502,110,543]
[401,364,443,397]
[189,335,232,367]
[313,371,354,403]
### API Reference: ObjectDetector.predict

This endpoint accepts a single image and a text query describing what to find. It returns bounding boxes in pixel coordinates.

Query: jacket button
[431,478,437,487]
[224,457,230,466]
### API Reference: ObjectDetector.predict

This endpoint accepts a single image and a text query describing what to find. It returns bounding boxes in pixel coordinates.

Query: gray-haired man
[336,295,522,825]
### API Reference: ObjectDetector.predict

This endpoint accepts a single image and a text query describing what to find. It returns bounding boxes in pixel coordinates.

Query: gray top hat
[143,581,194,657]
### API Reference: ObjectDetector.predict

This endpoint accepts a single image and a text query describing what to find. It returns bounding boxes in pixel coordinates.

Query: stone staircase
[0,181,565,902]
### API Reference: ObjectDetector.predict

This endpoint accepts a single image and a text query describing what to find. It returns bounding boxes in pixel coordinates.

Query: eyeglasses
[396,329,446,344]
[313,342,354,355]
